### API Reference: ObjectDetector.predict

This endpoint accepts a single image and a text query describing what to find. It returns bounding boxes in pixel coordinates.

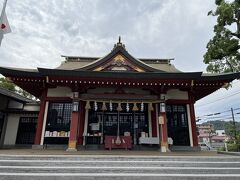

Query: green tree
[204,0,240,73]
[0,77,35,99]
[17,88,35,100]
[225,122,237,139]
[0,77,16,91]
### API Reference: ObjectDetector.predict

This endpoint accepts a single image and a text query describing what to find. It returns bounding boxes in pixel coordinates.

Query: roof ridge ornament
[113,36,125,49]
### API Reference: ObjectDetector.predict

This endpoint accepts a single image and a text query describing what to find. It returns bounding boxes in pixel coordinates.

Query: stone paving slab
[0,149,222,156]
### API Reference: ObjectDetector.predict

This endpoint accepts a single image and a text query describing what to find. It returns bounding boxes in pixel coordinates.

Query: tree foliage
[204,0,240,73]
[227,122,239,136]
[17,88,35,100]
[202,120,240,137]
[0,77,35,99]
[0,77,16,91]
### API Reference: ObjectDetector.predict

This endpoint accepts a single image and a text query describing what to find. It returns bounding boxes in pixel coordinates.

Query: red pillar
[68,107,79,150]
[159,112,168,152]
[34,90,47,145]
[78,101,86,145]
[189,103,198,146]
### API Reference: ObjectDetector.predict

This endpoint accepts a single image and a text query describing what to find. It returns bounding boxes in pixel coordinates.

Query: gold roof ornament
[222,82,230,88]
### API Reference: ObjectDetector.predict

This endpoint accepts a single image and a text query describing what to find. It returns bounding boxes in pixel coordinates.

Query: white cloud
[1,0,216,69]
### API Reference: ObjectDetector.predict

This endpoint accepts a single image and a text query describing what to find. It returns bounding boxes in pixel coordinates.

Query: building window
[44,102,72,144]
[46,102,72,131]
[16,117,38,144]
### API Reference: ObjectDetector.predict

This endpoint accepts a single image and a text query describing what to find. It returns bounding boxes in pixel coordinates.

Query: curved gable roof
[78,42,163,72]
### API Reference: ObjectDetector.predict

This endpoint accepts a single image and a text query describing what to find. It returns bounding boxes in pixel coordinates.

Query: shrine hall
[0,38,239,152]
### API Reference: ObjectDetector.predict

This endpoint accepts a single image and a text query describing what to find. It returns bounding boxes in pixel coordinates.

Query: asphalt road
[0,154,239,180]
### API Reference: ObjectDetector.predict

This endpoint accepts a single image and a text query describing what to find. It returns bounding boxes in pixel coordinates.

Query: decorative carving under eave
[93,54,145,72]
[114,55,125,64]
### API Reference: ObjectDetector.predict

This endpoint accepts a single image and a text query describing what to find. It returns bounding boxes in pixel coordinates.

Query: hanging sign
[158,116,164,125]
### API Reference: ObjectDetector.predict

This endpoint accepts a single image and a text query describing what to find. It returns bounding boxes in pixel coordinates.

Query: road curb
[218,151,240,156]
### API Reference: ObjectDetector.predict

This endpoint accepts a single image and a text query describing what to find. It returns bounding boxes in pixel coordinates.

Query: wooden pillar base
[161,142,169,152]
[67,140,77,151]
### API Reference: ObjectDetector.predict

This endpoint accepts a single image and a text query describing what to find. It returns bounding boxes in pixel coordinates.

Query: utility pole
[208,122,212,148]
[231,108,237,141]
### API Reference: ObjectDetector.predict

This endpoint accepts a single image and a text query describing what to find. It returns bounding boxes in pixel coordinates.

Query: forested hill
[201,120,240,135]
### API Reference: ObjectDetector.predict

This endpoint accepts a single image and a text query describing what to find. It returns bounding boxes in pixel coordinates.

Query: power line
[196,109,240,125]
[196,91,240,108]
[199,115,232,120]
[197,108,240,118]
[198,117,240,123]
[231,107,237,140]
[199,117,232,122]
[197,108,239,140]
[197,117,240,123]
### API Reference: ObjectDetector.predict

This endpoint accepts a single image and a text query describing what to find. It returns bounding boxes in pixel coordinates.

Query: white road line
[0,173,239,177]
[0,166,239,170]
[0,159,239,163]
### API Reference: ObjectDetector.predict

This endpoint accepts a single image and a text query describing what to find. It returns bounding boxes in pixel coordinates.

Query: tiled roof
[0,87,34,103]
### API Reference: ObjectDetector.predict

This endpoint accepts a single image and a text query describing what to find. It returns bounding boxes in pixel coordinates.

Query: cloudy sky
[0,0,239,122]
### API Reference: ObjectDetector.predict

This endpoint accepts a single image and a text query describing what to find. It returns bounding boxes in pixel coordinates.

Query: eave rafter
[0,66,238,101]
[10,76,45,83]
[190,79,231,101]
[8,76,46,98]
[47,76,194,89]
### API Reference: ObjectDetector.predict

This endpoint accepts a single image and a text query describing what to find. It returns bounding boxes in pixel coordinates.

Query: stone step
[0,155,239,162]
[0,155,239,180]
[0,173,239,180]
[0,166,239,174]
[0,161,239,167]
